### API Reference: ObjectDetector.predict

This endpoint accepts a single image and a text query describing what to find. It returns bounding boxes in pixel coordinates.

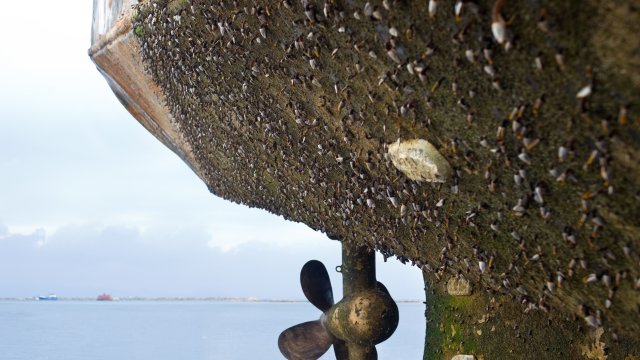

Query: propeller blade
[332,339,349,360]
[333,342,377,360]
[369,346,378,360]
[376,281,390,295]
[368,346,378,360]
[300,260,334,312]
[278,320,332,360]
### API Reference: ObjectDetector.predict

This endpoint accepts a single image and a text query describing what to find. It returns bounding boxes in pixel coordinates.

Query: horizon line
[0,296,423,303]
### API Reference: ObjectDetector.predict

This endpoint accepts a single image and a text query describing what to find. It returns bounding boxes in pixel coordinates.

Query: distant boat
[96,293,113,301]
[37,294,58,301]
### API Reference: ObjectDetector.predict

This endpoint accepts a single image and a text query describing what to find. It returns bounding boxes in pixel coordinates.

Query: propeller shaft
[341,243,376,296]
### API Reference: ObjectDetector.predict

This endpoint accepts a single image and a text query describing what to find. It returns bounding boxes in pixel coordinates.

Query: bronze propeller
[278,244,399,360]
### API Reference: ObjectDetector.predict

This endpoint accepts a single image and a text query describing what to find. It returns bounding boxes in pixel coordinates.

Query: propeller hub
[325,287,399,346]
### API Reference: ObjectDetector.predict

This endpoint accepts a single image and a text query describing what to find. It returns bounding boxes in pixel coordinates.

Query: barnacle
[388,139,452,183]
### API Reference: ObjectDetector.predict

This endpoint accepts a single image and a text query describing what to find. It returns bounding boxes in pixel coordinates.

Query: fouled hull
[89,0,640,358]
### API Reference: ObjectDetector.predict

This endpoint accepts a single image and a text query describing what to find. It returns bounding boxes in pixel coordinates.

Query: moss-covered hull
[90,0,640,358]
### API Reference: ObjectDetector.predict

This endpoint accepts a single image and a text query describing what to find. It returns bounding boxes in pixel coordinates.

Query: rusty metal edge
[88,3,205,182]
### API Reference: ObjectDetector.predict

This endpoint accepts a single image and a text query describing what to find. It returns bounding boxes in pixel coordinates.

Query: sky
[0,1,424,301]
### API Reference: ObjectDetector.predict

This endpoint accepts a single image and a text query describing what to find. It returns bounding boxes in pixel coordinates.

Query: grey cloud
[0,224,423,301]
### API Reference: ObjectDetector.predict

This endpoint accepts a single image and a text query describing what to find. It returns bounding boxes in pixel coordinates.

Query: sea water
[0,301,424,360]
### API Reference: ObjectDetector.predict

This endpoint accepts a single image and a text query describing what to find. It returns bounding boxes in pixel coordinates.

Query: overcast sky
[0,1,424,301]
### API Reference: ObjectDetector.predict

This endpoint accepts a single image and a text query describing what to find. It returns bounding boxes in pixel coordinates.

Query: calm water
[0,301,424,360]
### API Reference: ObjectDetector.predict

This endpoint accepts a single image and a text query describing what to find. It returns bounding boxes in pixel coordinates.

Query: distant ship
[37,294,58,301]
[96,293,113,301]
